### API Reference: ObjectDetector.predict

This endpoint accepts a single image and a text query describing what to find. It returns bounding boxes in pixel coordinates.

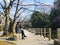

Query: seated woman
[16,22,27,39]
[19,24,27,39]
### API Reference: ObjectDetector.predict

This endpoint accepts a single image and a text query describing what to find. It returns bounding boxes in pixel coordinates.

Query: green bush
[0,25,3,31]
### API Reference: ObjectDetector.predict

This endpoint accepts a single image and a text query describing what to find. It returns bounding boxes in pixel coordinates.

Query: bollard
[54,28,60,45]
[41,28,43,36]
[40,28,41,35]
[44,28,46,38]
[49,28,51,40]
[57,28,60,40]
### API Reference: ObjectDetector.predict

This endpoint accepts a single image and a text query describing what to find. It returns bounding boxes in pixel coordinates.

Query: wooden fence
[27,28,60,40]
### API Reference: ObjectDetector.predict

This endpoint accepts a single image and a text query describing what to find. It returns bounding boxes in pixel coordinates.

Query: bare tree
[0,0,41,37]
[0,0,16,35]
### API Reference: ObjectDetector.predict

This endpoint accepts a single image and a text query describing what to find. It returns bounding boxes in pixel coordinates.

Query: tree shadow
[6,37,17,41]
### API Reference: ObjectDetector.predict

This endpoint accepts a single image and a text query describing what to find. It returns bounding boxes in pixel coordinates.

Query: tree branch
[0,3,6,14]
[22,7,34,12]
[0,3,4,9]
[20,16,27,23]
[8,0,16,9]
[14,0,19,20]
[16,9,25,19]
[3,0,6,7]
[16,7,23,15]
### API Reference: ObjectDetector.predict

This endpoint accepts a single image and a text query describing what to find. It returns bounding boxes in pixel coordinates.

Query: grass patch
[0,33,13,37]
[0,41,16,45]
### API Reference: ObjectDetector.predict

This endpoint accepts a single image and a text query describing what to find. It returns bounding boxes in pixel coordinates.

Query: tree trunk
[11,20,16,37]
[3,15,10,36]
[3,9,10,36]
[8,20,13,33]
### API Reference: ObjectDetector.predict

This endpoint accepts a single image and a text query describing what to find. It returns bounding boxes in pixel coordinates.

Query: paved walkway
[14,30,54,45]
[0,30,54,45]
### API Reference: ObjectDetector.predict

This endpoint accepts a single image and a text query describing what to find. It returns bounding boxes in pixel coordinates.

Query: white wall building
[0,14,5,26]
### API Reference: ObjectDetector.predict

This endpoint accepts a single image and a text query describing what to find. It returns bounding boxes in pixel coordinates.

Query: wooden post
[57,28,60,40]
[32,28,34,33]
[40,28,41,35]
[41,28,42,36]
[49,28,51,40]
[44,28,46,38]
[31,28,33,33]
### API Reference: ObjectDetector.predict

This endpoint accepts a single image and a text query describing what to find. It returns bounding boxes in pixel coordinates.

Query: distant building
[54,0,60,9]
[0,14,5,26]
